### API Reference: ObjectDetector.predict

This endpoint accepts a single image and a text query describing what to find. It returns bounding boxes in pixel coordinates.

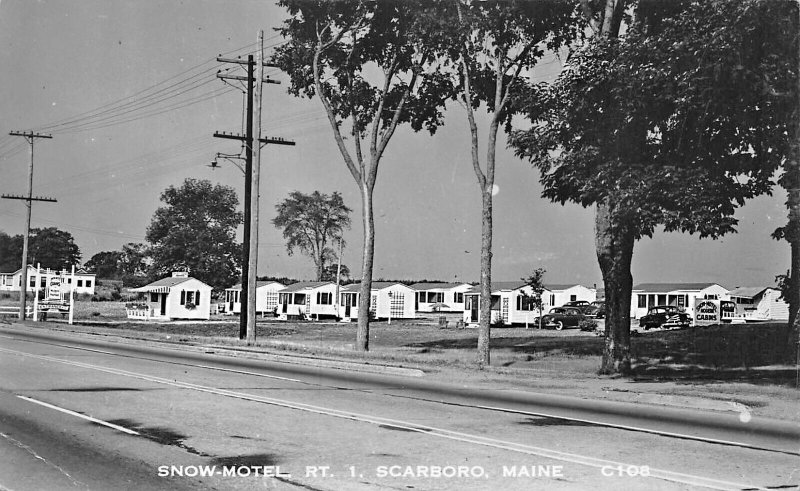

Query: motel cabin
[410,282,473,313]
[338,282,416,322]
[223,281,285,315]
[630,283,729,320]
[0,265,96,296]
[276,281,338,320]
[129,272,212,321]
[463,282,597,327]
[727,286,789,322]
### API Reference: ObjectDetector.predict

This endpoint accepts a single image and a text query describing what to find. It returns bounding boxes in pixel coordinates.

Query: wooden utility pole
[247,31,265,345]
[2,131,55,321]
[215,34,294,343]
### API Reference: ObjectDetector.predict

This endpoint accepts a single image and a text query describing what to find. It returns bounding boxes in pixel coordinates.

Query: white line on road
[0,346,774,491]
[16,395,140,435]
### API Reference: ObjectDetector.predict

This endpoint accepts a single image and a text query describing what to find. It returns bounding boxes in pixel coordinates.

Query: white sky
[0,0,789,288]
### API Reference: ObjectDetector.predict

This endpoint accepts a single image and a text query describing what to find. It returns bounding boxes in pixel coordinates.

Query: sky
[0,0,790,289]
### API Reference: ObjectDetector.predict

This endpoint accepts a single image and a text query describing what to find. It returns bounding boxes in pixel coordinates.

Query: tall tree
[773,1,800,330]
[511,0,794,373]
[430,0,578,365]
[273,190,352,281]
[146,178,242,289]
[84,251,123,279]
[273,0,448,351]
[28,227,81,271]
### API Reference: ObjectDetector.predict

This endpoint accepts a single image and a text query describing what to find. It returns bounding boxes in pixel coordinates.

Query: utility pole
[215,33,295,343]
[2,131,55,321]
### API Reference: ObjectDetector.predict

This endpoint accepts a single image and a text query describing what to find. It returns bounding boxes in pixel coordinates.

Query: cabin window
[570,294,577,301]
[317,292,332,305]
[150,293,158,302]
[516,295,536,311]
[454,293,464,303]
[86,280,92,288]
[638,295,647,308]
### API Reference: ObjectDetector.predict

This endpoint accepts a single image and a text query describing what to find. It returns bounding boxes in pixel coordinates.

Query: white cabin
[129,272,212,321]
[727,287,789,322]
[631,283,729,319]
[224,281,285,315]
[464,282,596,327]
[338,282,416,321]
[276,281,337,320]
[0,265,96,295]
[410,282,473,312]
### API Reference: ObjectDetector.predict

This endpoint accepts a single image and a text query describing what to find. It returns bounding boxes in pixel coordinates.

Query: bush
[579,319,598,331]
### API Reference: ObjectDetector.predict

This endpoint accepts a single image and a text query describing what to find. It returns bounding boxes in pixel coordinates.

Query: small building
[129,272,212,321]
[410,282,473,312]
[338,282,416,321]
[463,282,596,327]
[727,286,789,322]
[223,281,285,315]
[276,281,337,320]
[0,265,96,296]
[631,282,729,320]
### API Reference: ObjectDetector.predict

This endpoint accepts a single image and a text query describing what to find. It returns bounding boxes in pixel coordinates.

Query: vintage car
[639,305,692,330]
[536,306,587,330]
[588,300,605,318]
[562,300,596,316]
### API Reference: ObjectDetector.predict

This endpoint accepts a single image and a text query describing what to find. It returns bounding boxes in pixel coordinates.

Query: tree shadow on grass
[404,324,797,387]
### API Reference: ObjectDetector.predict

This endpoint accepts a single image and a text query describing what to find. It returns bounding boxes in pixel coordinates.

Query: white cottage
[463,282,596,327]
[224,281,285,315]
[338,282,416,321]
[727,287,789,322]
[276,281,338,320]
[129,272,212,321]
[0,265,96,295]
[410,282,473,312]
[631,282,729,319]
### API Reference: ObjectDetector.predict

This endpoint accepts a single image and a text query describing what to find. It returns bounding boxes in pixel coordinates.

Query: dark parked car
[639,305,691,330]
[537,306,586,330]
[562,300,595,316]
[588,300,605,318]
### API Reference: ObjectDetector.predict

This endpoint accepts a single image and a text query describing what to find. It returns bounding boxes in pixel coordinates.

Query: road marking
[2,330,787,455]
[16,395,139,435]
[0,346,775,491]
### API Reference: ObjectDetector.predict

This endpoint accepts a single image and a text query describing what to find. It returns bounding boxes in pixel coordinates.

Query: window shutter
[180,290,186,305]
[196,290,200,305]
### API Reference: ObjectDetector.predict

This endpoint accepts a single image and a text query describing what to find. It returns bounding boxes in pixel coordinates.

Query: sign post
[68,265,75,325]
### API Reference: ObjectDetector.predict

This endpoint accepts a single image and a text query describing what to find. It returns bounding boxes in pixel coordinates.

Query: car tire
[555,321,564,331]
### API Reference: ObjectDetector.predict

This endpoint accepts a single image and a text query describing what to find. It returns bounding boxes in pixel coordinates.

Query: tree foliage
[85,251,123,279]
[272,0,451,351]
[273,190,352,281]
[522,267,547,330]
[421,0,580,365]
[510,0,796,373]
[145,178,242,289]
[0,232,23,272]
[27,227,81,271]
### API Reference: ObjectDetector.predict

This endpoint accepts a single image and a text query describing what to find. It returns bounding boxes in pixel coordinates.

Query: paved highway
[0,324,797,490]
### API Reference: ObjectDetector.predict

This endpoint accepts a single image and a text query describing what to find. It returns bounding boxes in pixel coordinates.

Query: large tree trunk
[595,200,635,375]
[356,182,375,351]
[477,188,493,366]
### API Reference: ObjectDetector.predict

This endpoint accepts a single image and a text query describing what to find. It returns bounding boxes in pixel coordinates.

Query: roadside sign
[694,299,736,326]
[694,299,720,326]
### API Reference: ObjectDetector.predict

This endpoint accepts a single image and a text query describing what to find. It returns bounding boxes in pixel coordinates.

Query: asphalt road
[0,325,797,490]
